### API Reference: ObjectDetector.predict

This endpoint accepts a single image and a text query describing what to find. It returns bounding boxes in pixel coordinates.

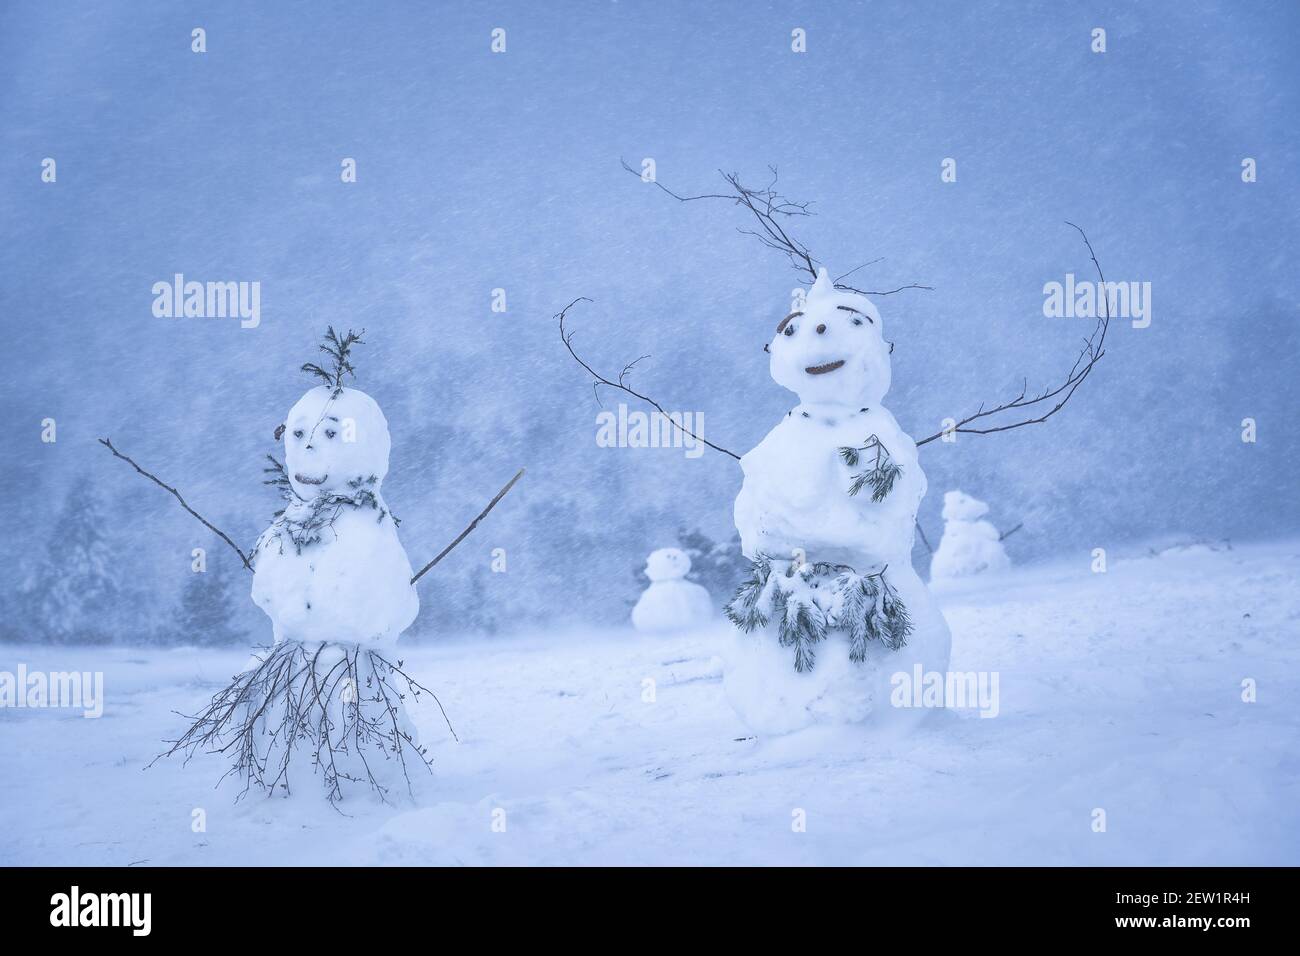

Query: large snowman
[929,490,1011,583]
[724,268,952,734]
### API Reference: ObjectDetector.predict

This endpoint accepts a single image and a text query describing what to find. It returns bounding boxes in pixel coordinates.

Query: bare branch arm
[998,523,1024,542]
[914,223,1112,447]
[558,298,742,461]
[98,437,252,569]
[410,468,526,584]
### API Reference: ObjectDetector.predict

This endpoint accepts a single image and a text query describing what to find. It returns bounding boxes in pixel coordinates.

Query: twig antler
[410,468,526,584]
[913,222,1111,446]
[559,298,741,461]
[621,160,933,296]
[98,437,252,569]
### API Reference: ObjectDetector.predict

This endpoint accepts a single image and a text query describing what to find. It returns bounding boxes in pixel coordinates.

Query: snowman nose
[816,323,827,334]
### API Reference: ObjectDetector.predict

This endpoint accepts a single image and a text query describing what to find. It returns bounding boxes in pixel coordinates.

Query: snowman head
[645,547,692,582]
[942,490,989,522]
[279,385,392,500]
[768,268,891,407]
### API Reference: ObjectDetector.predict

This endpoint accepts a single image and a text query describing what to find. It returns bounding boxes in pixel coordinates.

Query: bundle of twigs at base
[152,641,456,807]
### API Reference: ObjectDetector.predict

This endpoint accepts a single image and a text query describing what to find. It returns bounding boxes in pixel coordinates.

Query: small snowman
[724,269,952,735]
[631,547,714,632]
[929,490,1011,582]
[152,329,457,805]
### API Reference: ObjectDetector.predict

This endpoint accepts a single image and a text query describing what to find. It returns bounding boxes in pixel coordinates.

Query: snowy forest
[1,1,1297,868]
[3,3,1296,649]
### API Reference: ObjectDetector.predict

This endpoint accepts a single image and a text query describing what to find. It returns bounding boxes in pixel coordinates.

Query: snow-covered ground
[3,539,1298,866]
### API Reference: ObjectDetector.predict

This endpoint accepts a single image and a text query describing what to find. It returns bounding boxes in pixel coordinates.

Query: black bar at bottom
[0,866,1282,941]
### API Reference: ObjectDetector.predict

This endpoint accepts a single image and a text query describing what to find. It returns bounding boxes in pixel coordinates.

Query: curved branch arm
[914,222,1112,447]
[98,437,252,569]
[558,297,741,461]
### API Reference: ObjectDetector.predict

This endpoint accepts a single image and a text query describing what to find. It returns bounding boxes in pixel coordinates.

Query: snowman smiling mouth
[294,473,328,485]
[805,360,846,376]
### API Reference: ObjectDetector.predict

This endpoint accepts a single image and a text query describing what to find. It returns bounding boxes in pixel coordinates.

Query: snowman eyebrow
[837,305,873,323]
[776,311,803,333]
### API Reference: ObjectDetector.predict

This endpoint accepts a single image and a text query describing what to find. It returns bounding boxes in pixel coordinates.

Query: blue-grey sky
[3,0,1296,634]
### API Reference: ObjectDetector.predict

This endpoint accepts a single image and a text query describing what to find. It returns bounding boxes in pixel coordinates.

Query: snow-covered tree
[30,482,122,644]
[176,554,248,647]
[675,527,749,609]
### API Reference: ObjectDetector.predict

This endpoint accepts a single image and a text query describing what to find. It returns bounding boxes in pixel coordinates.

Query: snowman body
[631,547,714,632]
[725,270,951,734]
[251,386,418,646]
[252,501,417,646]
[930,490,1010,582]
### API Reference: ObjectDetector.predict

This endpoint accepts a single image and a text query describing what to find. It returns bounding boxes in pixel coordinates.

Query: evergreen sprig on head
[302,326,365,395]
[839,434,903,502]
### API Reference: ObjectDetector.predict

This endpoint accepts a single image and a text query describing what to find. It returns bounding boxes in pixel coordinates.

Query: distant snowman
[631,547,714,632]
[929,490,1011,582]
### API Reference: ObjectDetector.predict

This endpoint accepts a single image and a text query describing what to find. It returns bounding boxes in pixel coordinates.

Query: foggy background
[2,0,1296,643]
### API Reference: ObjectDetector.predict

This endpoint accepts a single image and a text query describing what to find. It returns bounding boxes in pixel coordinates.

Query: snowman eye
[783,325,795,337]
[293,429,304,439]
[852,317,863,326]
[776,311,802,334]
[838,305,872,325]
[325,429,337,439]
